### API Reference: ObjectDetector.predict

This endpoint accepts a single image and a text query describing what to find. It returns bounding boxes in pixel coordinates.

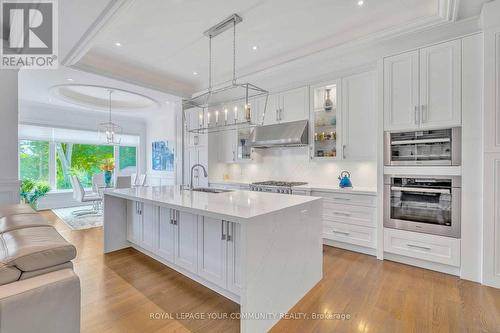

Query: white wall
[145,101,181,186]
[210,147,377,188]
[0,70,20,204]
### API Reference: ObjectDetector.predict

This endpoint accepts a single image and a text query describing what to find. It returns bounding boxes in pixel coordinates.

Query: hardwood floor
[40,210,500,333]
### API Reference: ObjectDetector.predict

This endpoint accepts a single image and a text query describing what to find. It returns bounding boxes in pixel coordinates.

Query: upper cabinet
[342,71,377,160]
[384,40,462,131]
[264,86,309,125]
[310,80,340,159]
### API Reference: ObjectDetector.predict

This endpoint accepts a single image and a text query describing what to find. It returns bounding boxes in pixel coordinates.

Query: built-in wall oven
[384,128,461,166]
[384,175,461,238]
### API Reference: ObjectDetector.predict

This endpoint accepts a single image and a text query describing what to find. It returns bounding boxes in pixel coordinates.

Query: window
[19,140,50,183]
[56,143,114,189]
[18,125,140,192]
[118,146,137,173]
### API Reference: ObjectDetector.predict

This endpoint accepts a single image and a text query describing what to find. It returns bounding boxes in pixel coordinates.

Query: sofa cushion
[0,204,35,218]
[0,265,21,285]
[0,226,76,273]
[20,261,73,280]
[0,214,49,234]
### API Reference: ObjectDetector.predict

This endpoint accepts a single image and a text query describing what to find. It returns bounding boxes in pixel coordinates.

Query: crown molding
[61,0,136,66]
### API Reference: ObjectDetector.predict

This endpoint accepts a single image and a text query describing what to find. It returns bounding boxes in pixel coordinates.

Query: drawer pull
[333,197,351,201]
[407,244,431,251]
[333,230,350,236]
[333,212,352,217]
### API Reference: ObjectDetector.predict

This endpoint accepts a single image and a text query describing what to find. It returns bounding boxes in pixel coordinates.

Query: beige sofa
[0,204,80,333]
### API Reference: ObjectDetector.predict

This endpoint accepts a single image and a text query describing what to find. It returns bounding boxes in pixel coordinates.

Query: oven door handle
[391,186,451,194]
[391,138,451,145]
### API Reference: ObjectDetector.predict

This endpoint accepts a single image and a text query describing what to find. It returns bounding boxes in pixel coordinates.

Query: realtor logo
[1,0,58,69]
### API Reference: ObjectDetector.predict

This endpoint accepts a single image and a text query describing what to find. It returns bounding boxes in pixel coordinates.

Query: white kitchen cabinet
[384,40,462,131]
[419,40,462,128]
[341,71,377,160]
[384,50,420,131]
[174,211,198,273]
[127,201,143,244]
[217,130,237,163]
[141,203,158,252]
[226,222,242,295]
[265,87,309,125]
[197,217,228,288]
[158,207,176,262]
[384,228,461,267]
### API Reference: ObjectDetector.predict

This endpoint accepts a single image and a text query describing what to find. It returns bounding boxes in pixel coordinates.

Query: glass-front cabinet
[309,81,340,160]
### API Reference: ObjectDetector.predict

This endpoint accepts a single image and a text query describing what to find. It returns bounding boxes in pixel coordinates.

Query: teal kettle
[338,171,353,188]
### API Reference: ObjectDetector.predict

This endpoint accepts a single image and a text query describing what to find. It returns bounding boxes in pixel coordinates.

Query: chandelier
[183,14,268,133]
[98,90,122,145]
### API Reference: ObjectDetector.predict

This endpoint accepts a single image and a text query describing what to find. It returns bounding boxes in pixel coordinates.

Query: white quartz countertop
[209,180,378,195]
[104,186,321,223]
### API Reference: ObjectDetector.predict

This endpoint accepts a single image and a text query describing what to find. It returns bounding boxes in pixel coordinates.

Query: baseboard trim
[383,252,460,276]
[323,239,376,256]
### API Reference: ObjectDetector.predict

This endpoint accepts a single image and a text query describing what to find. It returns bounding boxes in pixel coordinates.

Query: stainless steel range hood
[247,120,309,148]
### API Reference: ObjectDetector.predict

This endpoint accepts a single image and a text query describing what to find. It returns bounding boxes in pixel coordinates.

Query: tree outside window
[56,143,114,189]
[19,140,50,182]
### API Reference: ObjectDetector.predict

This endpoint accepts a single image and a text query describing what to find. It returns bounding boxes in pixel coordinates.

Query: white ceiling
[76,0,488,96]
[19,67,180,119]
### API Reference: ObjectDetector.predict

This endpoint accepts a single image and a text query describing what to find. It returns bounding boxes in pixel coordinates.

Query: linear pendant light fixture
[98,89,122,145]
[183,14,269,133]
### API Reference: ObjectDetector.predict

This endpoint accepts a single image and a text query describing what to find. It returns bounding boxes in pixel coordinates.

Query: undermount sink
[191,187,233,194]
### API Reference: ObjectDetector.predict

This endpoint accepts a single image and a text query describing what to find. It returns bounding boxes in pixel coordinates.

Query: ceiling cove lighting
[98,90,122,145]
[183,14,269,134]
[252,45,258,51]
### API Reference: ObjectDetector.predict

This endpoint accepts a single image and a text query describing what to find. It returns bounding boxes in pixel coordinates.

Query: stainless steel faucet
[190,164,208,190]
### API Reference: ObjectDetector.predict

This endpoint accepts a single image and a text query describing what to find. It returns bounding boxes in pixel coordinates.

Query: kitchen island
[103,186,323,333]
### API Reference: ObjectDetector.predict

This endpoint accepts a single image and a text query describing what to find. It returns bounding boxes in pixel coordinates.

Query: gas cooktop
[251,181,308,187]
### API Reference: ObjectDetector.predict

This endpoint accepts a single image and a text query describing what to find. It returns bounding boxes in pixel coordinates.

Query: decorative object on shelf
[19,179,50,210]
[183,14,268,133]
[152,141,175,171]
[338,171,353,188]
[98,90,122,145]
[100,158,115,187]
[317,150,324,157]
[324,88,333,112]
[330,116,337,125]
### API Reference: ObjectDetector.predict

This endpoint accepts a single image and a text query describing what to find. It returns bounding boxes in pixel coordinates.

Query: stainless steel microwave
[384,128,461,166]
[384,175,461,238]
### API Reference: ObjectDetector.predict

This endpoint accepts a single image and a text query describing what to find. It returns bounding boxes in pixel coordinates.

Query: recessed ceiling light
[67,78,73,81]
[193,71,198,76]
[114,42,122,47]
[357,0,364,6]
[252,45,258,51]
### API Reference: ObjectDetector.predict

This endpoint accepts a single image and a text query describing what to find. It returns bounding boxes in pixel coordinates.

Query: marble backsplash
[209,146,377,188]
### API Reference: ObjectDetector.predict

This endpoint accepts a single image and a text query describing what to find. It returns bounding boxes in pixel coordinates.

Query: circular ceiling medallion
[49,84,160,111]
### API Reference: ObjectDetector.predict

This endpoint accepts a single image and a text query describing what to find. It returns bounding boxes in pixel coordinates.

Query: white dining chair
[135,174,147,186]
[92,173,105,193]
[71,175,102,216]
[115,176,132,189]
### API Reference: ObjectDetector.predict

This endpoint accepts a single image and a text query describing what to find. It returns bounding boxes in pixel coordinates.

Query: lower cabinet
[197,217,227,287]
[174,211,198,274]
[309,191,378,254]
[197,218,241,294]
[158,207,176,262]
[384,228,460,267]
[128,202,241,296]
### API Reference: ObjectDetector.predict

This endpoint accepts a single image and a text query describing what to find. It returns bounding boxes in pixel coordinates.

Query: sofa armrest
[0,269,80,333]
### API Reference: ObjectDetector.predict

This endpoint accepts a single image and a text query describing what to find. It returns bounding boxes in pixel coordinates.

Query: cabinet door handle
[279,108,283,121]
[333,230,350,236]
[174,210,179,225]
[227,222,232,242]
[169,209,173,224]
[342,145,347,159]
[221,221,226,240]
[414,106,419,125]
[407,244,431,251]
[276,109,279,122]
[421,104,427,123]
[333,197,351,201]
[194,135,199,145]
